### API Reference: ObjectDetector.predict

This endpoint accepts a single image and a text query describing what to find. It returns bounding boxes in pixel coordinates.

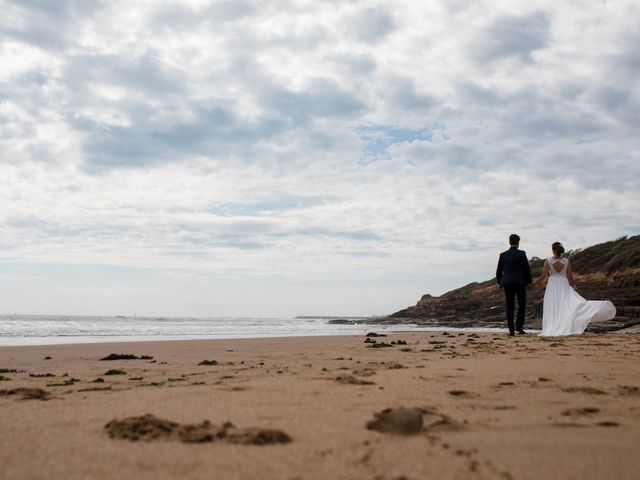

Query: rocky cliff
[376,236,640,332]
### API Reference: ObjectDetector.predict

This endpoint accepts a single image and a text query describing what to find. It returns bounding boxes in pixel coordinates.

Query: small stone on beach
[366,407,424,435]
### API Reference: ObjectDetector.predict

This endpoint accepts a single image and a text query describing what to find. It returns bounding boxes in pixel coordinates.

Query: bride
[536,242,616,336]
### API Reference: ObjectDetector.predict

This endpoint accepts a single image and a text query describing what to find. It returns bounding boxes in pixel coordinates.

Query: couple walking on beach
[496,234,616,336]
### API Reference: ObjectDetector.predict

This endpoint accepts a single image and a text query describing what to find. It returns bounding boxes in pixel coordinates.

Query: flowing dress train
[540,257,616,336]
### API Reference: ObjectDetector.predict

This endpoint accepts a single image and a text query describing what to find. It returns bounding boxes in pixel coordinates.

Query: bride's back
[548,257,568,277]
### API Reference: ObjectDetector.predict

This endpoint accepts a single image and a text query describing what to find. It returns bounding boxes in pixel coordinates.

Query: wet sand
[1,332,640,480]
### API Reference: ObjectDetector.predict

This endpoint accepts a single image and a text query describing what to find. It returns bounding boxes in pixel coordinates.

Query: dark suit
[496,246,532,333]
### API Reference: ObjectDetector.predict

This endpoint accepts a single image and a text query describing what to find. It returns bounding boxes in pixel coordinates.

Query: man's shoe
[508,331,515,336]
[517,329,527,334]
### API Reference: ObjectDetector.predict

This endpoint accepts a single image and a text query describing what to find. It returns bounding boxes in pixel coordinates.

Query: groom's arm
[522,252,532,285]
[496,254,504,285]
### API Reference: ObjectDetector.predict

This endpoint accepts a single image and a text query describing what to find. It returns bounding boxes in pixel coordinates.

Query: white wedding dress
[540,257,616,336]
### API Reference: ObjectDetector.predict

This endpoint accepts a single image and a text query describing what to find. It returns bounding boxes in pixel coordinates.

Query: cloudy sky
[1,0,639,317]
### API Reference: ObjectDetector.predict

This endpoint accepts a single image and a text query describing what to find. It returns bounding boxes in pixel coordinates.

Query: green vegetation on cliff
[569,235,640,274]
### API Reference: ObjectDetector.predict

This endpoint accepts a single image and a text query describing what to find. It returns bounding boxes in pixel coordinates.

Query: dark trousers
[503,285,526,333]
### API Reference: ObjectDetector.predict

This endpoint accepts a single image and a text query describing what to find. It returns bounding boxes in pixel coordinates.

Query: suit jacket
[496,247,532,287]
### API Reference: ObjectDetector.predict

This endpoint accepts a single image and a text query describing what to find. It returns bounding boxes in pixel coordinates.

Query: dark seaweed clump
[100,354,153,361]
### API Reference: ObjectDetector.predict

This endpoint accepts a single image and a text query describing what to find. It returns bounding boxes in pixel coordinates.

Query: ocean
[0,314,506,346]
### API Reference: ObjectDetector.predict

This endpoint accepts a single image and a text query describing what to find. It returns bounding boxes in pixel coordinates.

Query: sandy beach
[1,332,640,480]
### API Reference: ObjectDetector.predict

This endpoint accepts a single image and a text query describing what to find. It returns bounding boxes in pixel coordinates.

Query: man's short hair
[509,234,520,246]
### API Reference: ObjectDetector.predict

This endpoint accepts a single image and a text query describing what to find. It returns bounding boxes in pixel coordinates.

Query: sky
[1,0,639,317]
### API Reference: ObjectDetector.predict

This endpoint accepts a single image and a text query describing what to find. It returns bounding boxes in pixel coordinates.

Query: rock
[226,428,292,445]
[105,414,183,442]
[366,407,463,436]
[198,359,218,366]
[105,414,291,445]
[366,407,423,435]
[179,422,222,443]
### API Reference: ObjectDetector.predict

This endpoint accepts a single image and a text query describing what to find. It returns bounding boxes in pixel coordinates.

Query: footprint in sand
[562,386,608,395]
[335,375,375,385]
[351,368,376,377]
[494,382,515,388]
[77,386,112,392]
[366,341,394,349]
[617,385,640,396]
[562,407,600,417]
[552,422,586,428]
[596,421,619,427]
[448,390,478,398]
[386,363,406,370]
[0,387,51,400]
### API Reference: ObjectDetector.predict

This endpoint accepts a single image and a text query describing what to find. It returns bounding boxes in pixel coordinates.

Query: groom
[496,234,532,336]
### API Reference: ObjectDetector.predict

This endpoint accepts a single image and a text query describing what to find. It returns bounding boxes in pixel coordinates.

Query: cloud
[324,52,377,75]
[259,78,368,123]
[0,0,101,50]
[346,7,395,43]
[471,10,551,63]
[0,0,638,316]
[379,76,436,116]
